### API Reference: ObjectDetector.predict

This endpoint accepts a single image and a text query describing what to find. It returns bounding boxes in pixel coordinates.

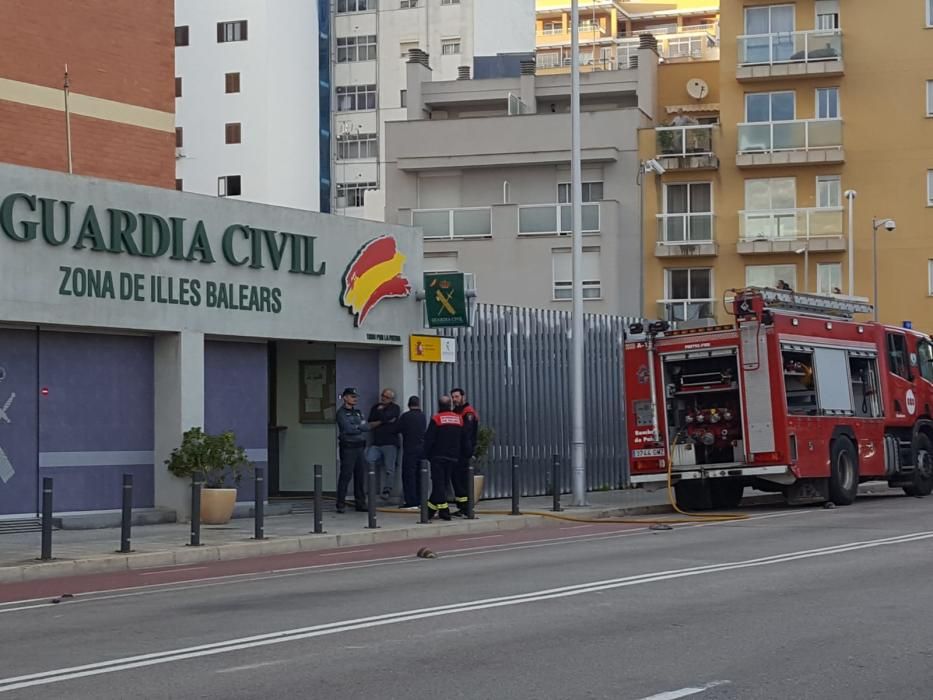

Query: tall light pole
[795,243,809,293]
[570,0,587,506]
[844,190,856,295]
[871,217,896,322]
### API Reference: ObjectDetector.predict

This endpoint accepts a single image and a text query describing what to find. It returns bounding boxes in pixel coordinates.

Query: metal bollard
[466,462,476,520]
[551,454,563,512]
[367,466,379,529]
[188,474,203,547]
[119,473,134,553]
[253,467,265,540]
[312,463,325,534]
[419,460,430,524]
[511,456,521,516]
[39,477,53,561]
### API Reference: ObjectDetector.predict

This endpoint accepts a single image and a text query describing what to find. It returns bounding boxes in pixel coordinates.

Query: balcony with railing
[655,125,719,171]
[737,207,846,254]
[411,207,492,240]
[737,29,843,81]
[655,213,717,257]
[656,299,717,325]
[518,202,600,236]
[736,118,844,167]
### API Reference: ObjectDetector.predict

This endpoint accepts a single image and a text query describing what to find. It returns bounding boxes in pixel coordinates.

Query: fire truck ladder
[752,287,874,320]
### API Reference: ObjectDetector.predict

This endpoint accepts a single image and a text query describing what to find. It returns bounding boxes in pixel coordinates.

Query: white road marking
[638,680,731,700]
[319,549,373,557]
[0,509,817,615]
[0,531,930,693]
[215,659,288,674]
[140,567,206,576]
[457,534,503,542]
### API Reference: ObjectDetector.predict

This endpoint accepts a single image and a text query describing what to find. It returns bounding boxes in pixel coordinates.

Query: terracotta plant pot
[200,487,237,524]
[473,474,485,504]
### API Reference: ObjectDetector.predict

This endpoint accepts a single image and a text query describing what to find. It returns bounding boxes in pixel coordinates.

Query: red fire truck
[625,287,933,510]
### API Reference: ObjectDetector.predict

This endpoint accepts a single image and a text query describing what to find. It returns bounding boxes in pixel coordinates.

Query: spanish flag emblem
[341,236,411,326]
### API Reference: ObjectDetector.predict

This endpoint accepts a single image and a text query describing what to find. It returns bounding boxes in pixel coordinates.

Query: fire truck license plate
[632,448,665,458]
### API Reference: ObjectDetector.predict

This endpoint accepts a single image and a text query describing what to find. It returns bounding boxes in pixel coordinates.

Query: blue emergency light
[904,321,913,329]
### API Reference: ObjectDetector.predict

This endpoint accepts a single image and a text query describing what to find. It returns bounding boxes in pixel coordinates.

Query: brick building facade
[0,0,175,188]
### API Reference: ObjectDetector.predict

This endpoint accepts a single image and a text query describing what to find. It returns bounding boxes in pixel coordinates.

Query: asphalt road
[1,494,932,699]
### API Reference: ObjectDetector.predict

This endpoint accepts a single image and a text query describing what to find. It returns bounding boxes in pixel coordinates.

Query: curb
[0,501,683,584]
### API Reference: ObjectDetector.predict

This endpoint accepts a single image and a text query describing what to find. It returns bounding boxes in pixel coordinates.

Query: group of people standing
[334,386,479,520]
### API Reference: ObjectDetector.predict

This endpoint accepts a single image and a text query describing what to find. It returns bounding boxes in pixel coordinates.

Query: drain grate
[0,519,45,535]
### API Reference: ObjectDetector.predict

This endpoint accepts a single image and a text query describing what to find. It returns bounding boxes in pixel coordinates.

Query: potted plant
[472,425,495,504]
[166,427,252,525]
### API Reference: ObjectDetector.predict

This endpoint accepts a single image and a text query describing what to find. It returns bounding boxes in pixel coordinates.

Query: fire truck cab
[625,287,933,510]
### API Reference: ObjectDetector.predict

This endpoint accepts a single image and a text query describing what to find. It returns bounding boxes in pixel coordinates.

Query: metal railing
[413,207,492,240]
[518,202,600,235]
[739,207,844,242]
[656,213,714,244]
[657,299,716,323]
[738,29,842,66]
[656,124,714,158]
[737,118,842,153]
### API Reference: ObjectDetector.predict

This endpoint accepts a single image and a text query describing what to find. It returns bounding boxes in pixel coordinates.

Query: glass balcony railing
[518,203,600,235]
[657,213,714,244]
[739,207,844,242]
[656,125,714,158]
[413,207,491,239]
[657,300,716,323]
[737,118,842,153]
[738,29,842,66]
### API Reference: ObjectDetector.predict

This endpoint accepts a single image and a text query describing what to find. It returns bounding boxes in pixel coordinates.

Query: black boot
[439,508,452,522]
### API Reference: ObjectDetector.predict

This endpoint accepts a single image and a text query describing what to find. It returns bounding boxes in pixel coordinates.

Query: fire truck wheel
[828,437,859,506]
[904,434,933,497]
[710,480,744,510]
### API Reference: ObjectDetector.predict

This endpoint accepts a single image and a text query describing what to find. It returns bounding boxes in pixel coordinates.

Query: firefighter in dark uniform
[451,387,479,517]
[424,395,470,521]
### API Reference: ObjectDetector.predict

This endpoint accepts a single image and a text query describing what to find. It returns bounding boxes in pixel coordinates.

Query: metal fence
[420,304,638,499]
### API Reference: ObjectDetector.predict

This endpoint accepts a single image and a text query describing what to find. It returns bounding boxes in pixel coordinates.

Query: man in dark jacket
[335,387,379,514]
[367,388,401,500]
[424,395,470,521]
[394,396,428,509]
[451,387,480,516]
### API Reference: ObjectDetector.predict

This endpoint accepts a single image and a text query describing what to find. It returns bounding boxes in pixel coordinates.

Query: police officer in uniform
[335,387,379,514]
[451,387,479,517]
[424,395,470,521]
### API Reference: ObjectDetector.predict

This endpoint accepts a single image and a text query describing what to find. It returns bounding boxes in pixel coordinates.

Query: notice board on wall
[299,360,337,424]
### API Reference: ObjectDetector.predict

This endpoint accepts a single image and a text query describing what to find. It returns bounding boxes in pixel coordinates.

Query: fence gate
[420,304,636,499]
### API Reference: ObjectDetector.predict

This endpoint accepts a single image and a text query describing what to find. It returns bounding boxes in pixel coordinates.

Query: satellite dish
[686,78,709,100]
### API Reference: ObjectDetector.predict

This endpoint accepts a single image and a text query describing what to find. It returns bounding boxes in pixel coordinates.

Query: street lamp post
[871,217,896,322]
[795,242,810,293]
[844,190,856,295]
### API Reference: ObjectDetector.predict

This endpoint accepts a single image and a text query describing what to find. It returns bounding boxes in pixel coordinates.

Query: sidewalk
[0,488,676,584]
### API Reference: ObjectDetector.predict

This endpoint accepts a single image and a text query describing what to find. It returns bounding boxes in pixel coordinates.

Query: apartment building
[642,0,933,329]
[0,0,175,188]
[384,45,659,315]
[534,0,720,74]
[174,0,325,211]
[333,0,535,220]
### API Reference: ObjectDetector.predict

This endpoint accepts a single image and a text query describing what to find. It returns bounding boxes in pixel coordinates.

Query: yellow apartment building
[534,0,720,73]
[642,0,933,329]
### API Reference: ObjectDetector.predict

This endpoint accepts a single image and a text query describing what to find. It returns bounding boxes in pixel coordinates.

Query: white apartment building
[333,0,535,221]
[174,0,324,212]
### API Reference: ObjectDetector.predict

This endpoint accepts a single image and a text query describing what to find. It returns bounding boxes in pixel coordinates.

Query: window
[337,35,377,62]
[927,81,933,117]
[218,175,242,197]
[816,87,839,119]
[441,0,460,4]
[662,182,713,242]
[817,262,842,294]
[928,170,933,206]
[745,177,796,210]
[919,340,933,383]
[175,77,182,98]
[175,127,183,148]
[336,84,377,111]
[816,176,841,208]
[337,0,377,13]
[558,181,604,203]
[663,268,713,321]
[400,89,407,107]
[225,123,242,144]
[441,38,461,55]
[217,20,248,43]
[887,333,910,379]
[552,249,601,301]
[337,132,378,159]
[746,264,797,290]
[175,179,183,192]
[401,0,418,7]
[929,0,933,27]
[424,252,459,273]
[225,72,241,94]
[815,0,840,30]
[174,26,189,47]
[745,91,795,122]
[928,260,933,294]
[743,5,794,63]
[542,21,562,35]
[537,52,560,69]
[337,182,376,208]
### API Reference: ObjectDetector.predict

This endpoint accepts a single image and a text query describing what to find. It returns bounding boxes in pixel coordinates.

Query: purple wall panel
[204,341,268,501]
[336,348,380,419]
[44,463,155,511]
[0,329,39,516]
